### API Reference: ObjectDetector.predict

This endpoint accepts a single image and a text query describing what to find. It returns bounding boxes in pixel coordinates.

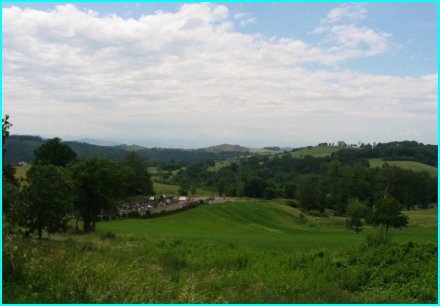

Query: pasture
[98,201,438,249]
[4,200,437,303]
[291,146,340,158]
[369,158,438,177]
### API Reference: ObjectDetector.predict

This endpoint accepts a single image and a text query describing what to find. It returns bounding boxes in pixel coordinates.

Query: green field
[4,201,437,303]
[369,158,438,177]
[153,181,216,197]
[97,201,437,248]
[291,146,340,158]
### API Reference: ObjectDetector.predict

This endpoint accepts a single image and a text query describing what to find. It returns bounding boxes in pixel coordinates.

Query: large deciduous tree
[34,137,77,167]
[369,197,408,232]
[121,152,154,196]
[18,165,73,239]
[70,157,125,232]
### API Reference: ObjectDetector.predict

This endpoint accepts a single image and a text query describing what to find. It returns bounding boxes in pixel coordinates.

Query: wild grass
[3,201,437,303]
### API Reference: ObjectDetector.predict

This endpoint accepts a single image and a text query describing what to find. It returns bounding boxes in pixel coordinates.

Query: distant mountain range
[75,138,122,147]
[4,135,258,164]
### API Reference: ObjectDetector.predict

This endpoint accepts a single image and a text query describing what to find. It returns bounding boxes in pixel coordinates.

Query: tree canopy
[17,165,73,238]
[70,157,126,232]
[34,137,77,167]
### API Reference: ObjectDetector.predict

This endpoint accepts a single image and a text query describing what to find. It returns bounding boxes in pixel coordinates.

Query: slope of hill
[369,158,438,177]
[5,135,251,164]
[98,200,437,247]
[75,138,121,146]
[114,144,147,151]
[201,144,249,153]
[291,146,341,158]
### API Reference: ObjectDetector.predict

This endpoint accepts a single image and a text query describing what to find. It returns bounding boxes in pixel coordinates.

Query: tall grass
[3,229,437,303]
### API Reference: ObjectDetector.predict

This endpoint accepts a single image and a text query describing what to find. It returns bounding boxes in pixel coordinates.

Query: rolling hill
[369,158,438,177]
[291,146,341,158]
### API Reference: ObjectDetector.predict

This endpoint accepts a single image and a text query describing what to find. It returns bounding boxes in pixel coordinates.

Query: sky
[2,2,438,148]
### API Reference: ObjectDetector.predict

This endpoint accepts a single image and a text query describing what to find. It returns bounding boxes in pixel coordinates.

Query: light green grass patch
[291,146,340,158]
[98,200,437,250]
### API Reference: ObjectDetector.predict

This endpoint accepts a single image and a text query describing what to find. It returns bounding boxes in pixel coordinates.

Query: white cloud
[314,3,392,60]
[322,3,367,24]
[2,4,437,147]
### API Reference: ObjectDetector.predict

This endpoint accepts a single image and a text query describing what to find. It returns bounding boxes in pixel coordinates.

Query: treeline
[333,141,437,166]
[4,135,154,237]
[172,153,437,214]
[4,135,250,164]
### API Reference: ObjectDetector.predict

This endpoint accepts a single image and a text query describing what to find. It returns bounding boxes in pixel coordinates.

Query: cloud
[322,3,367,24]
[2,4,437,146]
[314,3,392,60]
[234,11,256,26]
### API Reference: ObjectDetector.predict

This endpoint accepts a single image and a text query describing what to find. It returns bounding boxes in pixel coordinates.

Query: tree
[246,176,267,198]
[264,187,277,200]
[2,114,12,157]
[369,197,408,232]
[345,199,368,233]
[2,115,19,214]
[121,152,154,196]
[70,157,126,232]
[18,165,73,239]
[296,177,320,211]
[34,137,77,167]
[284,182,296,199]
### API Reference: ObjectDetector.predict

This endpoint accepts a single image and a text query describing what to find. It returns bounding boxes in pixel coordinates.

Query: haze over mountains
[6,134,437,169]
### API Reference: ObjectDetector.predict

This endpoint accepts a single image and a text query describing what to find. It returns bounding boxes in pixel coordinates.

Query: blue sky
[2,3,438,147]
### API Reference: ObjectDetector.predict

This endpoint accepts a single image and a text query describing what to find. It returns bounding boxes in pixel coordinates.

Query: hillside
[98,201,437,248]
[291,146,341,158]
[369,159,438,177]
[201,144,249,153]
[4,135,251,164]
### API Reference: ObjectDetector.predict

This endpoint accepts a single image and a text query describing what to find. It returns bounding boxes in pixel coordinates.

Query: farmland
[4,200,437,303]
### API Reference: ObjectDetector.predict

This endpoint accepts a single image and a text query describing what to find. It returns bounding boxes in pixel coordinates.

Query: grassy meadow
[4,200,437,303]
[291,146,340,158]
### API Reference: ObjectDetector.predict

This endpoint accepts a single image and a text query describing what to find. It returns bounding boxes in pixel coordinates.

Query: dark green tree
[284,181,296,199]
[369,197,408,232]
[296,177,320,211]
[34,137,77,167]
[2,115,19,214]
[246,176,267,198]
[17,165,73,239]
[122,152,154,196]
[264,187,277,200]
[345,199,369,233]
[2,114,12,157]
[70,157,126,232]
